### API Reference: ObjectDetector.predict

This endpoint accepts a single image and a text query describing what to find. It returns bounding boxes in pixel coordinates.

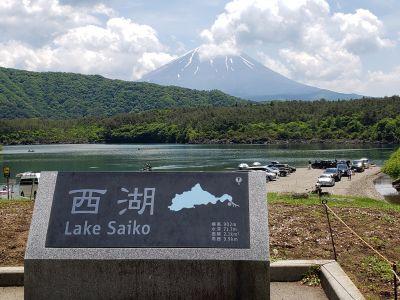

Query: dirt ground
[269,203,400,299]
[268,166,384,200]
[0,201,32,266]
[0,200,399,299]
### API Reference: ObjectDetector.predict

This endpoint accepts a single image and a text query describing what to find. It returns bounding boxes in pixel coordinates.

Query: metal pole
[322,199,337,261]
[394,263,398,300]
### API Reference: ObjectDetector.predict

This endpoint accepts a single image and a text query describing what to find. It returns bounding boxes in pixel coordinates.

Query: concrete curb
[1,261,365,299]
[0,267,24,287]
[271,260,365,300]
[321,261,365,300]
[271,259,334,281]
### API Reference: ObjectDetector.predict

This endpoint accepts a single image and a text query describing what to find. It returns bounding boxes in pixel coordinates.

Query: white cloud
[0,1,175,80]
[200,0,395,94]
[332,9,394,54]
[0,0,100,45]
[363,66,400,97]
[198,40,240,61]
[133,52,177,79]
[257,52,290,77]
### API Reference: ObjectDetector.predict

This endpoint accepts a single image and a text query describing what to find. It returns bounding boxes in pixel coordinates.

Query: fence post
[322,199,337,261]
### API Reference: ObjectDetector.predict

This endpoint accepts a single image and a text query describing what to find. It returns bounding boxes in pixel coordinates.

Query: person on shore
[347,169,352,180]
[308,160,312,170]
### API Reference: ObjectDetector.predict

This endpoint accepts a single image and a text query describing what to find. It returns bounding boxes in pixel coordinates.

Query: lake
[0,143,396,182]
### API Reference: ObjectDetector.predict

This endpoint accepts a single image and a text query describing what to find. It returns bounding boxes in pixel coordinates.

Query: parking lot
[267,166,383,199]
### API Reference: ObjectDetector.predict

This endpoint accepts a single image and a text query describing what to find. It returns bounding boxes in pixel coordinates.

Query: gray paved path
[1,283,328,299]
[271,282,328,300]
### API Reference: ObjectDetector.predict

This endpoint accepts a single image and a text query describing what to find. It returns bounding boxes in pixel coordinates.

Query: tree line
[1,96,399,145]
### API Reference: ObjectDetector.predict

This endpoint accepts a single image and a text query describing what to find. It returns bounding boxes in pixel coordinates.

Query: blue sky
[1,0,399,96]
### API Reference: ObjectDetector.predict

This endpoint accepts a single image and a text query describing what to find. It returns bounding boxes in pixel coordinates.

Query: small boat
[393,178,400,192]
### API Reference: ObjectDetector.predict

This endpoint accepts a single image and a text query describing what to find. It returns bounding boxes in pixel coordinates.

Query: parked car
[337,163,350,177]
[311,160,337,169]
[265,166,280,177]
[324,168,342,182]
[267,164,290,175]
[336,159,351,167]
[393,178,400,192]
[267,166,288,177]
[237,164,277,181]
[317,174,336,187]
[360,158,370,169]
[270,161,297,173]
[351,160,365,173]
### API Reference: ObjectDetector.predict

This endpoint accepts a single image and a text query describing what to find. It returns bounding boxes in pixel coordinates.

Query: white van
[15,172,40,199]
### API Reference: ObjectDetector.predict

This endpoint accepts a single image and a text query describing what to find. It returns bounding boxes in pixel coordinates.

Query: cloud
[363,66,400,97]
[0,1,175,80]
[257,52,290,77]
[0,0,100,46]
[332,9,394,54]
[200,0,395,94]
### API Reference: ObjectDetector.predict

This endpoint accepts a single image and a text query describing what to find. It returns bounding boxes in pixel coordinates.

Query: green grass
[361,256,394,282]
[268,192,400,212]
[0,199,32,208]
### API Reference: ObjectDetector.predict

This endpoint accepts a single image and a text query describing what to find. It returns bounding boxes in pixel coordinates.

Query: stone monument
[25,171,269,299]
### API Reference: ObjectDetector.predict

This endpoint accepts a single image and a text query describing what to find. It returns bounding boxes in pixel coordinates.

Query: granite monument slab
[25,171,269,299]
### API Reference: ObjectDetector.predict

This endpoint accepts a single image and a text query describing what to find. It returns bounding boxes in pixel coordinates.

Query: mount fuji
[140,48,361,101]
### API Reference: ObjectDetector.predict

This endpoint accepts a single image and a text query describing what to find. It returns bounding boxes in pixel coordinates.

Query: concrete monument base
[25,260,269,299]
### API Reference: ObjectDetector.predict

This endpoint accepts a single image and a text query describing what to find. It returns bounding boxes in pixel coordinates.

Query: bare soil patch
[0,201,33,266]
[269,203,400,299]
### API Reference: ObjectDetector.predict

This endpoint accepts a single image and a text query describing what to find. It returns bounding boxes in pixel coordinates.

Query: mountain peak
[140,48,362,101]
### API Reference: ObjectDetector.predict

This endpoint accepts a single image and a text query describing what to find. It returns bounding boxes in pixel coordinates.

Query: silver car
[317,174,335,187]
[360,158,370,169]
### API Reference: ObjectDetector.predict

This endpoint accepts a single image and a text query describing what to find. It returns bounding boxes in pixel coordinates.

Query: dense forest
[1,96,399,145]
[382,148,400,179]
[0,67,243,118]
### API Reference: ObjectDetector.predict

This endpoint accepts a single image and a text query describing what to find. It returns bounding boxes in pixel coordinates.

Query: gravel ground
[267,166,383,199]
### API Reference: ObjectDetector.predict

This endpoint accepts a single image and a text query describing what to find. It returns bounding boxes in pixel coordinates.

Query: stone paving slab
[0,287,24,300]
[1,283,329,300]
[271,282,328,300]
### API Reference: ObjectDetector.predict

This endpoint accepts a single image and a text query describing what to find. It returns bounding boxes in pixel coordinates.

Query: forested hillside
[1,97,399,145]
[0,67,243,118]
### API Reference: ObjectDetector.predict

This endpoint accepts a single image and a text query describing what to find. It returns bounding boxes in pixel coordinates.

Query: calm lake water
[0,143,396,182]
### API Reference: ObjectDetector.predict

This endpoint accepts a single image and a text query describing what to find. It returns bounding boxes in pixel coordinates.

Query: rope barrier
[324,203,392,265]
[321,200,399,299]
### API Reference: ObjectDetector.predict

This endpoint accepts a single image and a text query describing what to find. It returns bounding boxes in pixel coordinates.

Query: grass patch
[361,256,393,282]
[0,199,32,208]
[301,265,321,287]
[268,192,400,212]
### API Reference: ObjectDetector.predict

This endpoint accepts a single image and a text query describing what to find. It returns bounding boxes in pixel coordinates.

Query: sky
[0,0,399,96]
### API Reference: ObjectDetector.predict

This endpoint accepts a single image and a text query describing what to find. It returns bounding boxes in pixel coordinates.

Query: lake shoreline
[2,139,400,146]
